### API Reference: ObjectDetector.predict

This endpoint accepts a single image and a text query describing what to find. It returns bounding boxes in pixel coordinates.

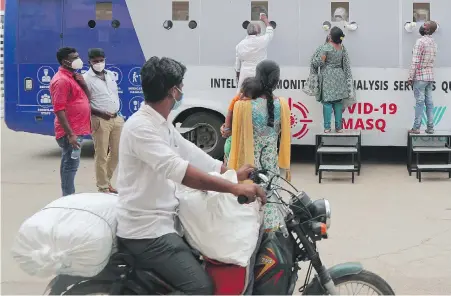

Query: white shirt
[116,104,223,239]
[83,68,120,114]
[235,26,274,91]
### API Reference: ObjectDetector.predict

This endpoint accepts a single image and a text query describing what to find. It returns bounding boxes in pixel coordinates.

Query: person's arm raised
[260,14,274,45]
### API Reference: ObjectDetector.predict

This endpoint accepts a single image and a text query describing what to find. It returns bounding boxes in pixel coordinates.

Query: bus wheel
[181,112,225,160]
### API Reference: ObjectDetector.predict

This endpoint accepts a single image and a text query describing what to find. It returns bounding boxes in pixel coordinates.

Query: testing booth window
[413,3,430,22]
[96,2,113,20]
[172,1,189,21]
[331,1,349,22]
[251,1,268,21]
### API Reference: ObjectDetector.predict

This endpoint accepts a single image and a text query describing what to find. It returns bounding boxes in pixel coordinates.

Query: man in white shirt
[235,14,274,92]
[116,57,266,294]
[83,48,123,193]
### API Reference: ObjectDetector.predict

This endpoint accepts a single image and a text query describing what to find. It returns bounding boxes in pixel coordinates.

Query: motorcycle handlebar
[237,171,270,204]
[237,195,249,204]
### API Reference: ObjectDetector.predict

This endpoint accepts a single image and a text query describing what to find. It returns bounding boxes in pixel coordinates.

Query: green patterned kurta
[311,43,354,104]
[250,98,285,231]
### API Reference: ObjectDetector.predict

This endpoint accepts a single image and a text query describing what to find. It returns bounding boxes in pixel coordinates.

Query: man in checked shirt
[408,21,438,134]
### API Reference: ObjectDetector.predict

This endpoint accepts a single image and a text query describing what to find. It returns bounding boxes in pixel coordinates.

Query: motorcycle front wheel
[305,270,395,295]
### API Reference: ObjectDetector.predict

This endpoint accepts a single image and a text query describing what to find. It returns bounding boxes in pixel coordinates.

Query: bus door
[12,0,63,135]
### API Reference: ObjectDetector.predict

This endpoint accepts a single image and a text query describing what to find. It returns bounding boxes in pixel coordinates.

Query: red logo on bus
[288,98,313,139]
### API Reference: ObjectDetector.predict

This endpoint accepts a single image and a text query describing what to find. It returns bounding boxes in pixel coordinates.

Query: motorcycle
[44,147,395,295]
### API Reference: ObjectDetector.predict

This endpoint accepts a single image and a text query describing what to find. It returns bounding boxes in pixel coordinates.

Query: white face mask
[71,58,83,70]
[171,87,184,111]
[92,62,105,72]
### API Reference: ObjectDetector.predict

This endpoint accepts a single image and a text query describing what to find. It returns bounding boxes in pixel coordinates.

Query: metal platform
[315,131,361,184]
[407,130,451,179]
[317,146,358,154]
[408,131,451,137]
[412,147,451,153]
[316,130,362,137]
[416,164,451,183]
[318,165,357,184]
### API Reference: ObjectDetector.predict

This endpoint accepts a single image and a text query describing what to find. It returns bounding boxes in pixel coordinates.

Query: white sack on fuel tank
[177,170,263,267]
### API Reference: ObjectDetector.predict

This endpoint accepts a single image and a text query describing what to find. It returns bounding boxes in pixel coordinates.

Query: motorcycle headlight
[290,193,331,229]
[324,199,331,229]
[311,199,332,229]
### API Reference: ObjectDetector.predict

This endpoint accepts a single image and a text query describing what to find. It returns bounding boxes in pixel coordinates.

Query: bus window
[96,2,113,20]
[331,1,350,23]
[251,1,268,21]
[172,1,189,21]
[413,3,430,22]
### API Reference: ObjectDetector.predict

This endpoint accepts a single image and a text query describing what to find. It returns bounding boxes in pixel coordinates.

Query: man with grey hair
[235,14,274,92]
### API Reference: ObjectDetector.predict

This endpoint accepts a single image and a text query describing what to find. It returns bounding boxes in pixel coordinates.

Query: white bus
[4,0,451,158]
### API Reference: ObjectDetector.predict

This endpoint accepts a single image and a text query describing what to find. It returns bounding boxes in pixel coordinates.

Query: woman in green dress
[311,27,355,133]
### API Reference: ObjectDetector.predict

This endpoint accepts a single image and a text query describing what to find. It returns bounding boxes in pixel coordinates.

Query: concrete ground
[1,122,450,295]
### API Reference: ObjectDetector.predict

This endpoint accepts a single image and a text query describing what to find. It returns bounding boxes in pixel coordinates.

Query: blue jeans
[323,101,343,130]
[56,136,82,196]
[413,81,434,130]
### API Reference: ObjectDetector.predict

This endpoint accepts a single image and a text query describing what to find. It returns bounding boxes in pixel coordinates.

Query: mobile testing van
[4,0,451,158]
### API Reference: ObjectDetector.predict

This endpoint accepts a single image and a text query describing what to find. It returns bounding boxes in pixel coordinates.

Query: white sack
[11,193,118,278]
[177,170,263,267]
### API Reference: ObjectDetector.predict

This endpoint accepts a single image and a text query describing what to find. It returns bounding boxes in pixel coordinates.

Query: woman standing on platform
[307,27,356,133]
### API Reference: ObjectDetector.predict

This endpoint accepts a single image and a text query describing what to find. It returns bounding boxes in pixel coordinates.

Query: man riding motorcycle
[115,56,266,295]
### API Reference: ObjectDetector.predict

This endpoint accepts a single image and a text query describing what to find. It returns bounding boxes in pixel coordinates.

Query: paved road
[1,122,451,294]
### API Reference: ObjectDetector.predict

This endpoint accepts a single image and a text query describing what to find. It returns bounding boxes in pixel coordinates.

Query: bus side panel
[5,0,147,136]
[3,0,19,132]
[62,0,145,65]
[62,0,146,121]
[5,0,63,136]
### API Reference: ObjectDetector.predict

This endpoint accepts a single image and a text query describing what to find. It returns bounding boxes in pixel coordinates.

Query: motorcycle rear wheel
[307,270,395,295]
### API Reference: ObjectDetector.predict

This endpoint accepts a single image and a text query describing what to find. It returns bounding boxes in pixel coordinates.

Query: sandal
[324,129,331,133]
[336,129,343,133]
[109,186,118,194]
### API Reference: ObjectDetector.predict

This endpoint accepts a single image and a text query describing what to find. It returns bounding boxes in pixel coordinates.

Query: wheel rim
[195,123,218,153]
[335,280,383,295]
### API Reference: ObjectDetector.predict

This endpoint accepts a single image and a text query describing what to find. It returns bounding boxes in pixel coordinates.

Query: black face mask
[419,26,425,36]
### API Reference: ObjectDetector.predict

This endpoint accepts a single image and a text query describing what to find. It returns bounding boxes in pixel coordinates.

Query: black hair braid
[261,84,274,127]
[256,60,280,128]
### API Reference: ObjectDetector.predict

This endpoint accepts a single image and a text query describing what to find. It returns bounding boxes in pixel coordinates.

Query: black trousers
[117,233,214,295]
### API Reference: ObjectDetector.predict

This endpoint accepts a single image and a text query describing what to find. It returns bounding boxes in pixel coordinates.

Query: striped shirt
[408,35,437,82]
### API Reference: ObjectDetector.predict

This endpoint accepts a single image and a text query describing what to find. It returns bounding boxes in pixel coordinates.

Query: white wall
[126,0,450,68]
[1,10,4,118]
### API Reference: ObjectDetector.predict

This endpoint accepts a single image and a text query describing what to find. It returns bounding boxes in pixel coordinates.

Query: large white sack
[177,170,263,267]
[11,192,118,278]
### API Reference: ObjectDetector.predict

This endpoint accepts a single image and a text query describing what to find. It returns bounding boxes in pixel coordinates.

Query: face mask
[71,58,83,70]
[92,61,105,72]
[171,87,184,111]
